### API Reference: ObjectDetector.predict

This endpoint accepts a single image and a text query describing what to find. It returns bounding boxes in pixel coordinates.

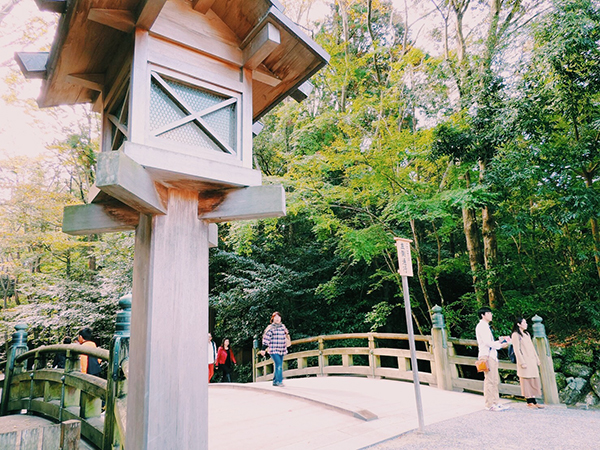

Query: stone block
[559,377,587,405]
[564,363,593,378]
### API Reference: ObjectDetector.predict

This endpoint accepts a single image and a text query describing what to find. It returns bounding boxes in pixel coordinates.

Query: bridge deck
[209,376,487,450]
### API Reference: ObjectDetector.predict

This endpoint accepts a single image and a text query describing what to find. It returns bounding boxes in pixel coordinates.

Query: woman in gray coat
[511,317,544,409]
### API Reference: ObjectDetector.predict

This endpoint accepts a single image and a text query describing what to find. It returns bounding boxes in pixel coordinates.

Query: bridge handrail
[254,332,437,384]
[1,295,132,450]
[291,332,432,345]
[14,344,110,365]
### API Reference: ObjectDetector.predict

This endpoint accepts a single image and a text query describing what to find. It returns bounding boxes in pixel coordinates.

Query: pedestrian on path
[208,333,218,382]
[511,317,544,409]
[260,311,290,387]
[476,307,510,411]
[216,338,236,382]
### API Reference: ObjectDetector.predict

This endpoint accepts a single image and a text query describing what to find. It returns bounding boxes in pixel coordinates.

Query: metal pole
[402,275,425,432]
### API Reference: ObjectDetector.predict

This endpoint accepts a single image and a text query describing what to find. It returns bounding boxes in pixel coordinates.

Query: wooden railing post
[431,305,453,391]
[532,315,559,405]
[103,293,131,450]
[1,323,28,415]
[368,333,377,378]
[318,336,325,377]
[252,337,259,383]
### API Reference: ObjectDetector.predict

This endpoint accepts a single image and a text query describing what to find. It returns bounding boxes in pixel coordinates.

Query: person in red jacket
[216,338,236,382]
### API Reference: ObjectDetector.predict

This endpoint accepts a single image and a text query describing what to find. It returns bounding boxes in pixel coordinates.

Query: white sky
[0,0,446,160]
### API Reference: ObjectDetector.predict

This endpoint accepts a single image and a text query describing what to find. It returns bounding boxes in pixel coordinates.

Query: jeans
[271,353,283,385]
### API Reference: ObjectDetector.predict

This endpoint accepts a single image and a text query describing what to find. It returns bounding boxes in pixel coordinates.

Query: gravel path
[365,403,600,450]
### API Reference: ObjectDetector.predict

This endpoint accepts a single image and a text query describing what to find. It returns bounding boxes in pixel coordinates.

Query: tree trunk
[462,171,486,303]
[480,160,501,307]
[583,169,600,279]
[410,219,433,317]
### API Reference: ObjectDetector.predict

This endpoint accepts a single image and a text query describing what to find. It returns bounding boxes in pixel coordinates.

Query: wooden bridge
[254,307,560,403]
[0,301,559,449]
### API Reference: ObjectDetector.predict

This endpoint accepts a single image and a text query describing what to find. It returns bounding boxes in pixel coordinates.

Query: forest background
[0,0,599,377]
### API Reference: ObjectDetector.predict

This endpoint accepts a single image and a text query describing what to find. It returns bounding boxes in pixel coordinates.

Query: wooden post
[1,323,28,415]
[318,336,325,377]
[532,315,560,405]
[126,189,209,450]
[103,294,131,450]
[368,333,377,378]
[60,420,81,450]
[431,305,453,391]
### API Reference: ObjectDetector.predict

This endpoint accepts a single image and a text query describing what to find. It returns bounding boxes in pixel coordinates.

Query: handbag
[285,333,292,348]
[475,358,489,372]
[476,348,492,373]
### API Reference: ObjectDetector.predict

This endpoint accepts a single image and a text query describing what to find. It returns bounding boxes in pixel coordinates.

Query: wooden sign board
[394,238,413,277]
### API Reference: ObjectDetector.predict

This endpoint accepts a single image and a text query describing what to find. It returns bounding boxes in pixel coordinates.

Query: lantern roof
[28,0,329,120]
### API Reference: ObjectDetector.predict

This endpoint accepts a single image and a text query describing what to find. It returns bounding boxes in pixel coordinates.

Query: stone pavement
[367,402,600,450]
[209,377,487,450]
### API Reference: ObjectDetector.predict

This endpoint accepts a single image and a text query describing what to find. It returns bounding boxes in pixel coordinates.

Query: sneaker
[527,403,538,409]
[487,404,509,411]
[536,404,545,409]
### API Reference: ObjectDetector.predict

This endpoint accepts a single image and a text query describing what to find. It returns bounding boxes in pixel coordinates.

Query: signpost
[394,237,425,432]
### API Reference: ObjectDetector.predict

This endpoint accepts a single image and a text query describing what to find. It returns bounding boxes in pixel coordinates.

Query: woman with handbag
[511,317,544,409]
[259,311,291,387]
[216,338,236,382]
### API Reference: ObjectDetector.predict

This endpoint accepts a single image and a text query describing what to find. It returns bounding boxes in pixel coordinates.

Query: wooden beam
[88,9,136,33]
[242,22,281,71]
[208,223,218,248]
[62,202,139,235]
[14,52,48,79]
[34,0,66,13]
[96,151,168,215]
[252,65,281,87]
[199,185,286,222]
[290,80,314,102]
[136,0,169,30]
[66,73,105,92]
[122,141,263,188]
[191,0,216,14]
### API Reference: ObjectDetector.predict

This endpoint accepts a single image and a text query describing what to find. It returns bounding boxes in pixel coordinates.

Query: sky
[0,0,441,160]
[0,0,58,159]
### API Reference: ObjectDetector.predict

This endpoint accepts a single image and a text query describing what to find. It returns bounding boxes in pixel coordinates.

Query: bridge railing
[253,306,560,404]
[254,332,437,385]
[0,294,131,450]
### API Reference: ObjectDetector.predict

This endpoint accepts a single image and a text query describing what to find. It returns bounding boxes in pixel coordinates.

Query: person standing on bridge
[216,338,236,382]
[208,333,218,382]
[476,307,510,411]
[511,317,544,409]
[77,328,101,376]
[260,311,290,387]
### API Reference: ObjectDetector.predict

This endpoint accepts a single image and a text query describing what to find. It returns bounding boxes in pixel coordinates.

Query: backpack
[508,344,516,363]
[87,355,102,376]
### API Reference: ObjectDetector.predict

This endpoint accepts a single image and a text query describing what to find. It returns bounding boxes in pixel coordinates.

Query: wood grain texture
[96,151,167,214]
[62,202,139,235]
[127,190,209,450]
[199,185,286,222]
[122,141,263,188]
[88,9,136,33]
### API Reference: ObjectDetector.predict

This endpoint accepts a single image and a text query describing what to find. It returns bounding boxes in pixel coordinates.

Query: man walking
[476,307,510,411]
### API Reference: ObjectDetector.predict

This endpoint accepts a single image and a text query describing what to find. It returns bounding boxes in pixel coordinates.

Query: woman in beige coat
[511,317,544,409]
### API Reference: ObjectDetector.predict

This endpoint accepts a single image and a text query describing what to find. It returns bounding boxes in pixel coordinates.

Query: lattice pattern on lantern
[150,78,187,131]
[161,122,222,151]
[204,105,236,151]
[149,73,238,155]
[167,79,223,113]
[109,85,130,151]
